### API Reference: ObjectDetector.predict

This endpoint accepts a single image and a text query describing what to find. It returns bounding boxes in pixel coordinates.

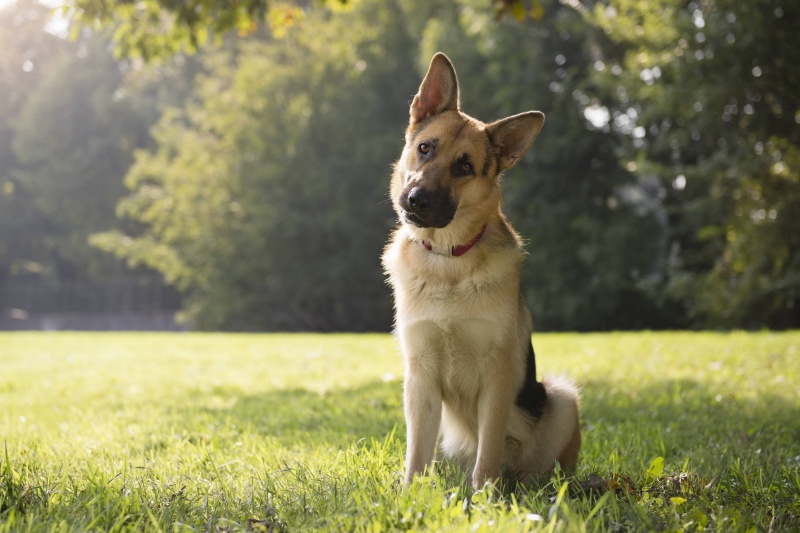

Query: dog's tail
[526,375,581,473]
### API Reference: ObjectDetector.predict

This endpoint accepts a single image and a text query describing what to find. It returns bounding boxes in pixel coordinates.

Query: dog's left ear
[410,53,460,124]
[487,111,545,171]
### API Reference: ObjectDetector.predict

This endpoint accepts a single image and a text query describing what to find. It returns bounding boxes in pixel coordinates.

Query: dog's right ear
[410,53,460,125]
[487,111,545,171]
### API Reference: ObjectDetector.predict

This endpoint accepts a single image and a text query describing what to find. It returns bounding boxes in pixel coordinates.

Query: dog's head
[391,53,544,241]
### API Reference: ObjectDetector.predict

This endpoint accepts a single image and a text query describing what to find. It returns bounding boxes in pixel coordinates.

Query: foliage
[0,0,64,285]
[93,0,415,330]
[589,0,800,327]
[60,0,337,60]
[1,331,798,530]
[59,0,538,60]
[2,0,799,331]
[0,0,199,289]
[11,33,147,280]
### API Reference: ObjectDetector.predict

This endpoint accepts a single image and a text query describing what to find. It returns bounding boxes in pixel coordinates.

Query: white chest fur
[393,261,518,397]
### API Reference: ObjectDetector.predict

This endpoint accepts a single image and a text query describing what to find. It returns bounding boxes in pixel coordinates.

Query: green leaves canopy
[590,0,800,327]
[4,0,797,330]
[61,0,337,60]
[94,0,416,330]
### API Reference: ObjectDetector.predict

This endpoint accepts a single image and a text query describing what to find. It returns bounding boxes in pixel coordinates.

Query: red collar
[422,225,487,257]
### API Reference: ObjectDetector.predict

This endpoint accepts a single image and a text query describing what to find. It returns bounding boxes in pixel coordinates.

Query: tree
[60,0,539,60]
[11,33,147,280]
[0,0,64,284]
[591,0,800,327]
[1,0,199,289]
[93,0,417,330]
[60,0,308,60]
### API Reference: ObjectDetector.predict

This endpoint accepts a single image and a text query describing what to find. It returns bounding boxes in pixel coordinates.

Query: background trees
[590,0,800,327]
[0,0,65,286]
[1,0,796,330]
[0,0,195,286]
[93,0,416,330]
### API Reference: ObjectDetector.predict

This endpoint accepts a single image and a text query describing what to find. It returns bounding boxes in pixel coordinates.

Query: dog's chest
[438,317,498,398]
[389,240,520,399]
[401,313,499,398]
[400,267,508,323]
[398,278,514,402]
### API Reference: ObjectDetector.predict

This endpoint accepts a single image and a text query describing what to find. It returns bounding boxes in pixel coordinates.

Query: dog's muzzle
[400,186,456,228]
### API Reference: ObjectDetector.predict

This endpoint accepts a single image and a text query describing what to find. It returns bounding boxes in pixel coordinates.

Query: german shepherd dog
[382,53,581,489]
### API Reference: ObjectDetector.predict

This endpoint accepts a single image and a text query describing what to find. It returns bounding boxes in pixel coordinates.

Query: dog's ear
[410,53,459,124]
[486,111,545,171]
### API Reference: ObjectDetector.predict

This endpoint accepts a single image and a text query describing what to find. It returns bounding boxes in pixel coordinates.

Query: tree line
[1,0,797,331]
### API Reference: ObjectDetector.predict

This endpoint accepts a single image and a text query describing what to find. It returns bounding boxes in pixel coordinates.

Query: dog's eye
[418,143,430,155]
[451,156,475,177]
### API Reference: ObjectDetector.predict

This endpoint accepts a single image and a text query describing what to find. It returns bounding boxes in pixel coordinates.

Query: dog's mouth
[402,210,454,229]
[402,211,427,228]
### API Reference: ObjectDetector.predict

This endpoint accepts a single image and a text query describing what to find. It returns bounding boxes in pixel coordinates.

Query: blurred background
[0,0,797,332]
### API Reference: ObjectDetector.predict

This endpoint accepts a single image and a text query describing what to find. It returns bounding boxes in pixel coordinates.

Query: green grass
[1,332,798,532]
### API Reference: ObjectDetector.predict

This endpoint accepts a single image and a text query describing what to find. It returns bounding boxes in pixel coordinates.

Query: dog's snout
[407,188,431,213]
[399,184,456,228]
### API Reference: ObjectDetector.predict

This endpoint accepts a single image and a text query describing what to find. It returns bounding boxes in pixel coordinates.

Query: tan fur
[382,53,581,489]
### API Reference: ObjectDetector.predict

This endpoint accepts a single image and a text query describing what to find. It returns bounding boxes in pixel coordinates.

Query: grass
[0,331,798,532]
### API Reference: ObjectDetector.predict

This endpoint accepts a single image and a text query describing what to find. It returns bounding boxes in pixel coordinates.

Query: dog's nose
[407,188,431,213]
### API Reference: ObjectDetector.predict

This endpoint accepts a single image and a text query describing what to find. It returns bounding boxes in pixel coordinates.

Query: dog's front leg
[472,361,514,489]
[403,363,442,484]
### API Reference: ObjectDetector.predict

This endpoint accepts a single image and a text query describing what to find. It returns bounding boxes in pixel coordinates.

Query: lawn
[1,331,798,531]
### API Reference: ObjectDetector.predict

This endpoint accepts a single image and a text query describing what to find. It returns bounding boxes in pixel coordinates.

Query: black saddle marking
[515,338,547,420]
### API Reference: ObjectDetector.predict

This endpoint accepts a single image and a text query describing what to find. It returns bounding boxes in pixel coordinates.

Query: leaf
[646,456,664,480]
[670,496,687,505]
[529,0,545,21]
[697,225,724,241]
[510,0,526,22]
[607,473,635,494]
[267,5,305,38]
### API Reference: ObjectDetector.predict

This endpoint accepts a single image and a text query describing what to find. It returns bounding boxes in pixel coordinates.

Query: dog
[382,53,581,489]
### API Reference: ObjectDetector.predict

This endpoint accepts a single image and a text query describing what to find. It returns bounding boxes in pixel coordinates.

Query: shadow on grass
[174,375,799,472]
[172,380,405,449]
[580,377,800,472]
